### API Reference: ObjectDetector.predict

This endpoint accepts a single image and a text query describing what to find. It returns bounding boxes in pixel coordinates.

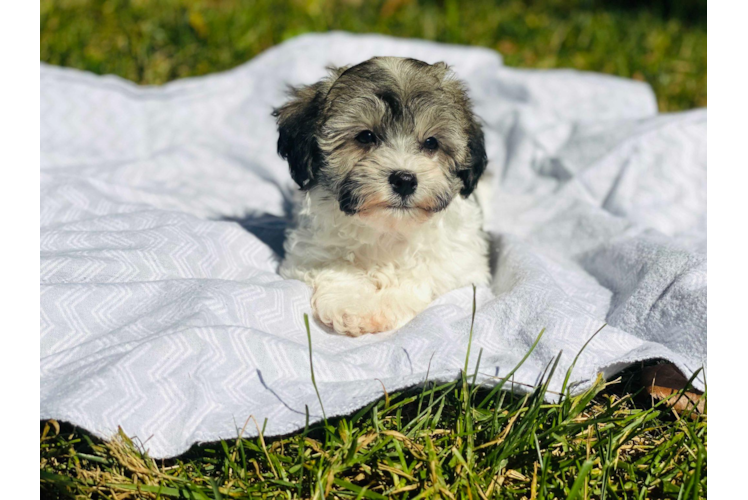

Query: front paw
[311,292,412,337]
[336,311,397,337]
[312,298,393,336]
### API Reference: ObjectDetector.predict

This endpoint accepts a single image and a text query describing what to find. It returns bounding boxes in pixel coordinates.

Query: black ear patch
[272,86,326,190]
[458,120,488,197]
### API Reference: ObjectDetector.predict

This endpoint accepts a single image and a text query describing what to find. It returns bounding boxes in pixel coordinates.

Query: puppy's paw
[311,288,421,336]
[309,274,433,336]
[336,311,399,337]
[312,298,401,336]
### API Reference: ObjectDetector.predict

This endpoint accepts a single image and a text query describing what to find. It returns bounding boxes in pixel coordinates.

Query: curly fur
[274,57,490,336]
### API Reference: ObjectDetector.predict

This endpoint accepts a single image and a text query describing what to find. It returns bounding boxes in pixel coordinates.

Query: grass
[40,1,707,497]
[40,0,706,112]
[41,354,707,498]
[41,308,707,498]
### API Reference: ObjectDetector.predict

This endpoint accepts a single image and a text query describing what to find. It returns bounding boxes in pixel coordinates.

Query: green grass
[42,311,706,499]
[41,359,707,498]
[40,2,707,497]
[40,0,706,111]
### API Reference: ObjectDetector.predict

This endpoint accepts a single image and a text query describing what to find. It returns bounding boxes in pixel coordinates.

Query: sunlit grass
[40,0,706,111]
[40,363,707,498]
[41,292,706,498]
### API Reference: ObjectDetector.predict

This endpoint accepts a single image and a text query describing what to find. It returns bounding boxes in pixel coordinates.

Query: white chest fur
[280,189,490,336]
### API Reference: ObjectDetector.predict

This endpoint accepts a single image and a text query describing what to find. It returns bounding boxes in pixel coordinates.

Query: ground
[40,0,707,497]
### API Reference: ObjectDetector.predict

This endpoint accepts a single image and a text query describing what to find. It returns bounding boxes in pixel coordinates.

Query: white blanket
[40,32,707,458]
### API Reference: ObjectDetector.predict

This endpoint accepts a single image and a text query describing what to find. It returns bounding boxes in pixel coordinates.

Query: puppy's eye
[424,137,439,151]
[355,130,377,145]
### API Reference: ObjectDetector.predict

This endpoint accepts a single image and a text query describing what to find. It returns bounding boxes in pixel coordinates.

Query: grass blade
[304,313,327,423]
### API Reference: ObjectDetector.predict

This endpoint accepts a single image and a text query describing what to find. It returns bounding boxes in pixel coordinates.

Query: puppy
[274,57,490,336]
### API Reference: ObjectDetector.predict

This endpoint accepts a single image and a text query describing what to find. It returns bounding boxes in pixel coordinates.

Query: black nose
[388,171,418,197]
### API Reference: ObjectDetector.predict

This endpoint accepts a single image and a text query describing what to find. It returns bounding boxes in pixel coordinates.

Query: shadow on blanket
[221,212,290,259]
[219,178,295,259]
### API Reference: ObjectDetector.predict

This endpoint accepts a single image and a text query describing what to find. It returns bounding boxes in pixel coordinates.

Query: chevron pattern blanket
[40,33,707,458]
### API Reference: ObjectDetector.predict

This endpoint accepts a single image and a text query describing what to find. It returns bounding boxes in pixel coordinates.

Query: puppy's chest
[344,224,472,277]
[284,194,489,290]
[350,236,440,268]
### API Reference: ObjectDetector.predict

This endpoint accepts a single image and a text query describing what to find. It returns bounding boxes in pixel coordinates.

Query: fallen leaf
[641,364,705,416]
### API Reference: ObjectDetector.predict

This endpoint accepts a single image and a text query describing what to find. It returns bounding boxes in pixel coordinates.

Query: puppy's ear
[272,82,326,189]
[458,118,488,197]
[431,63,489,197]
[273,67,348,189]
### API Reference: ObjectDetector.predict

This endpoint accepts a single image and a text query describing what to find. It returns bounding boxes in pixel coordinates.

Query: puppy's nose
[389,171,418,197]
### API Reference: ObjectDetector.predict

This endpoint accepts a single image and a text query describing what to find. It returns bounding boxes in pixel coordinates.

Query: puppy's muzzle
[389,171,417,198]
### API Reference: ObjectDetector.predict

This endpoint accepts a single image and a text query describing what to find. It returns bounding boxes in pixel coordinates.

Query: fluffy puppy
[274,57,490,336]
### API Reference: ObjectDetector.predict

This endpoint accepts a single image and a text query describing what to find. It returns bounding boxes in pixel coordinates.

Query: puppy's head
[273,57,487,230]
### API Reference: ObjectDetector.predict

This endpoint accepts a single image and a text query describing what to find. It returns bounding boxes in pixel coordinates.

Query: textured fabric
[40,32,707,458]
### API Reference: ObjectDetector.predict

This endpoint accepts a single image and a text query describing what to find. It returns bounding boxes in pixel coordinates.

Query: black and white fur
[274,57,490,336]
